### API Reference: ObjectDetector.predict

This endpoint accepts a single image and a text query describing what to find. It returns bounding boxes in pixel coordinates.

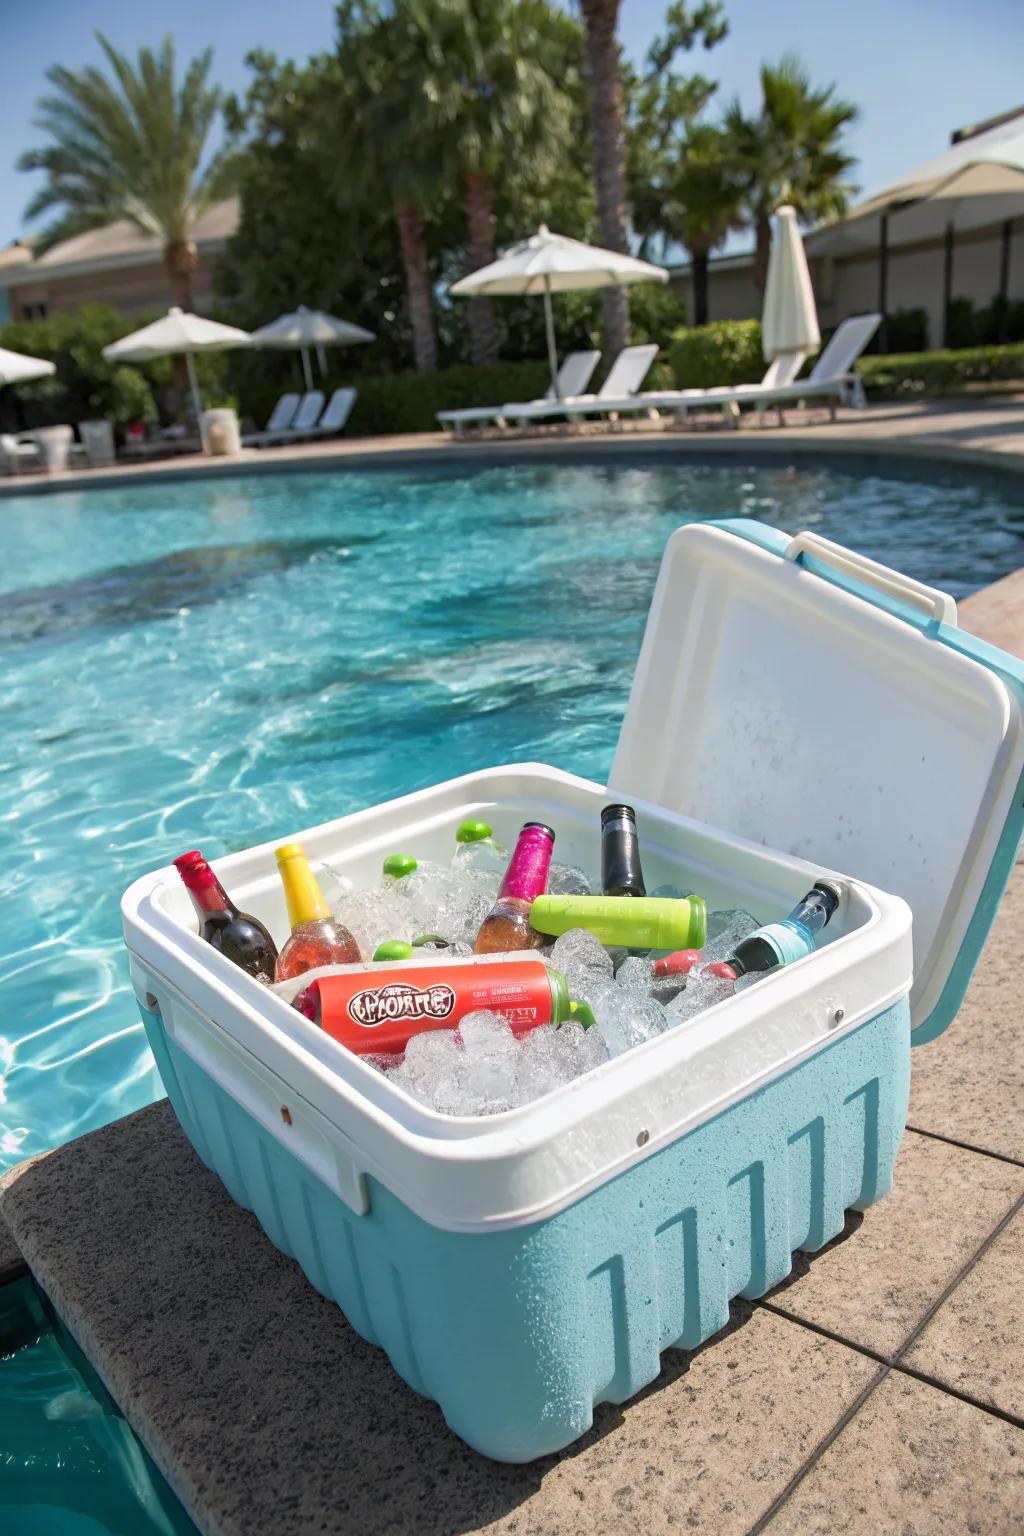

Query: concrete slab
[909,868,1024,1165]
[958,568,1024,659]
[767,1370,1024,1534]
[0,1101,882,1536]
[764,1128,1024,1359]
[902,1204,1024,1421]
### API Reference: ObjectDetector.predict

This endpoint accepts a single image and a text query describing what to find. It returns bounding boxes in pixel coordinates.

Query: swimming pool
[2,451,1023,1167]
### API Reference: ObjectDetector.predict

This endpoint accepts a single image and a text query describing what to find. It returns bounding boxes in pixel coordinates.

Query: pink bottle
[473,822,555,954]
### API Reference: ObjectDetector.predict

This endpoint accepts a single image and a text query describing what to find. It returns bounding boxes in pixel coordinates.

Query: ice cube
[549,928,615,1002]
[665,966,736,1025]
[402,863,498,947]
[333,884,420,956]
[703,909,760,963]
[588,977,669,1058]
[452,838,508,879]
[548,862,592,897]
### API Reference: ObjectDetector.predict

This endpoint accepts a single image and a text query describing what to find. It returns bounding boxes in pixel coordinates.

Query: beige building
[0,199,239,324]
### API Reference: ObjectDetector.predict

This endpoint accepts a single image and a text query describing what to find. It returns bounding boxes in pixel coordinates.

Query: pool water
[0,1276,196,1533]
[1,454,1022,1167]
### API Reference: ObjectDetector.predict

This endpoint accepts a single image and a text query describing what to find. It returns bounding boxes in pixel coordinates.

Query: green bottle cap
[373,940,415,961]
[455,819,493,845]
[568,999,596,1029]
[382,853,418,879]
[411,933,449,948]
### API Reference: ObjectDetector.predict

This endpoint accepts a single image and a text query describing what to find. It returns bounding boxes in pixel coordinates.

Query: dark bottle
[174,850,278,983]
[709,882,841,980]
[474,822,555,954]
[601,803,647,898]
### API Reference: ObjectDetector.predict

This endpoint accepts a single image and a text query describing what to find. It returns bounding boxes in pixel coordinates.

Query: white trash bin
[31,425,74,473]
[200,408,241,457]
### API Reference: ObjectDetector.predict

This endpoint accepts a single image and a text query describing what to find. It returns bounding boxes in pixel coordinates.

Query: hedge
[855,343,1024,399]
[669,320,763,390]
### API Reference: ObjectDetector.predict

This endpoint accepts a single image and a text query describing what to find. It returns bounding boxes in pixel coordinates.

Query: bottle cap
[455,819,493,844]
[373,940,415,961]
[601,803,636,825]
[521,822,555,840]
[812,880,842,919]
[382,853,418,879]
[568,998,596,1029]
[411,933,449,948]
[706,961,738,980]
[652,948,702,978]
[275,842,305,865]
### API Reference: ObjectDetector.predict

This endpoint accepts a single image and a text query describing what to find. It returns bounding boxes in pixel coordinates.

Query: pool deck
[3,393,1024,494]
[2,469,1024,1533]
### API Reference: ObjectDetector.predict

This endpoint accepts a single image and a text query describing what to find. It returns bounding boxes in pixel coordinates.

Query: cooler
[121,519,1024,1462]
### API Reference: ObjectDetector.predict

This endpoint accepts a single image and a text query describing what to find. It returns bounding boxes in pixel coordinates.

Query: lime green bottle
[529,893,706,951]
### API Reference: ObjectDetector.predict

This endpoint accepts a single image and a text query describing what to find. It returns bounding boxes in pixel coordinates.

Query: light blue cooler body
[124,521,1024,1463]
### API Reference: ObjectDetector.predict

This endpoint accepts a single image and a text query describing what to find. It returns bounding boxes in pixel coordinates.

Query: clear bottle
[474,822,555,954]
[274,842,361,981]
[174,850,278,983]
[709,882,841,980]
[452,819,508,878]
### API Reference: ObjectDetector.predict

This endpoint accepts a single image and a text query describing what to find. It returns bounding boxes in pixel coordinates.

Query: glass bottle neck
[498,825,554,901]
[177,860,235,917]
[277,847,331,928]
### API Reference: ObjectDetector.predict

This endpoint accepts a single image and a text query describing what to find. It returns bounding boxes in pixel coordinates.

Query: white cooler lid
[609,520,1024,1043]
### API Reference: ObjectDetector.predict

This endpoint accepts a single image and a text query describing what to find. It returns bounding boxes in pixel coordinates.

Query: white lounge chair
[646,314,882,427]
[0,433,43,473]
[298,387,357,440]
[436,351,601,432]
[251,390,326,447]
[241,391,301,447]
[502,344,660,424]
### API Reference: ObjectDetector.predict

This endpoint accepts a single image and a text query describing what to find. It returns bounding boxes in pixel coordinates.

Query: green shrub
[884,308,929,353]
[856,342,1024,398]
[945,296,978,351]
[0,305,158,431]
[668,320,763,389]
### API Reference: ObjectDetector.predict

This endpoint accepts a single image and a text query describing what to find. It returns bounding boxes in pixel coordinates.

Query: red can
[294,956,570,1055]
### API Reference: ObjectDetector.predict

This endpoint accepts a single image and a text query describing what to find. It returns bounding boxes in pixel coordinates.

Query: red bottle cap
[652,948,702,978]
[173,850,218,892]
[705,961,738,980]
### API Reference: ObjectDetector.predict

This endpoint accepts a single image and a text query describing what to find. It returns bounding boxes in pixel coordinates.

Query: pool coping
[3,400,1024,499]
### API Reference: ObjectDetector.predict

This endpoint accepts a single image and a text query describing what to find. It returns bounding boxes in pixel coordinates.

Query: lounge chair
[295,386,357,440]
[645,314,882,427]
[250,390,326,447]
[0,433,43,473]
[436,351,601,432]
[502,344,660,424]
[241,391,301,447]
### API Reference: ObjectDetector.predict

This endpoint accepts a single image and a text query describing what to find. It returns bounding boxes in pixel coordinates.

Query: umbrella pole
[301,348,314,391]
[316,344,327,377]
[543,278,560,398]
[185,352,203,425]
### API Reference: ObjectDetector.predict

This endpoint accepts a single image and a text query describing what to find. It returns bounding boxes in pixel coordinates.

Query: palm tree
[18,34,235,312]
[725,55,858,294]
[636,123,743,326]
[411,0,578,366]
[578,0,630,355]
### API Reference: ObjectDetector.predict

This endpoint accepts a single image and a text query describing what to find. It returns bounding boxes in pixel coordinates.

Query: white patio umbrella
[0,346,56,386]
[250,306,375,391]
[762,205,820,362]
[102,307,252,422]
[449,225,668,396]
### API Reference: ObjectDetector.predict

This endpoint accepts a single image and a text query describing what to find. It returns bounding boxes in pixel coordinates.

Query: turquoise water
[1,454,1023,1167]
[0,1276,195,1533]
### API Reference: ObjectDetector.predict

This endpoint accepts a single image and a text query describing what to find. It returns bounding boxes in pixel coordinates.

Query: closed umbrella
[251,306,375,390]
[762,206,820,363]
[102,307,251,422]
[449,225,668,396]
[0,347,56,386]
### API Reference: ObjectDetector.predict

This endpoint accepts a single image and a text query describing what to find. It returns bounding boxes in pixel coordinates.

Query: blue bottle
[720,882,840,978]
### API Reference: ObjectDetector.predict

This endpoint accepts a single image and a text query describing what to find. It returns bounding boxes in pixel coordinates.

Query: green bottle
[529,893,706,951]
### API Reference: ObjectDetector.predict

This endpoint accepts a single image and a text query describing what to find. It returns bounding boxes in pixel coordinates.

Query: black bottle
[601,803,647,898]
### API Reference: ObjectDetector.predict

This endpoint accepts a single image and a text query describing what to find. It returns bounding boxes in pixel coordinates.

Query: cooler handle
[784,530,958,627]
[161,993,370,1218]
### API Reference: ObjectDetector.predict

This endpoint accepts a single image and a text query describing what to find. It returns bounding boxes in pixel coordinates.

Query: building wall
[6,255,218,322]
[678,219,1023,349]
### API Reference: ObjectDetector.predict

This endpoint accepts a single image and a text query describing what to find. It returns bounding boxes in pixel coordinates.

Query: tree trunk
[164,239,199,414]
[465,167,497,367]
[395,199,438,374]
[691,249,710,327]
[753,214,772,295]
[164,239,198,311]
[580,0,630,355]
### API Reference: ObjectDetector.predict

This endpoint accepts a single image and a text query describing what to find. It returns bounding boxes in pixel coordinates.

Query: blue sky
[1,0,1022,248]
